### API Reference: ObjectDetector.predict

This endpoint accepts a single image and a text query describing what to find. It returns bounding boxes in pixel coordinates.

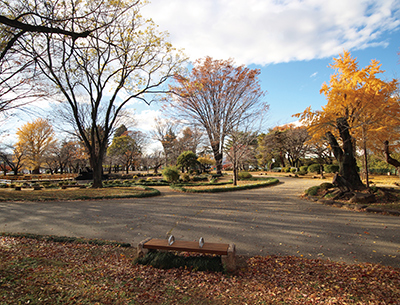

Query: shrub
[146,177,153,182]
[305,185,320,196]
[162,166,180,183]
[181,173,190,182]
[319,182,334,190]
[238,172,252,180]
[307,164,321,174]
[290,168,297,173]
[132,175,138,179]
[135,251,223,272]
[324,164,339,173]
[300,166,308,172]
[297,170,307,176]
[282,167,291,173]
[191,175,208,182]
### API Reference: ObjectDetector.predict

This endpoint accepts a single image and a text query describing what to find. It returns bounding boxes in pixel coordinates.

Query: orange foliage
[295,50,399,152]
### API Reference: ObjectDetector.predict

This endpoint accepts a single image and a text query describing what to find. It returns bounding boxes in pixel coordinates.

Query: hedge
[171,178,279,193]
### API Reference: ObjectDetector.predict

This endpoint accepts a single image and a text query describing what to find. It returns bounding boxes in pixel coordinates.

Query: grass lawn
[0,186,159,201]
[1,235,399,304]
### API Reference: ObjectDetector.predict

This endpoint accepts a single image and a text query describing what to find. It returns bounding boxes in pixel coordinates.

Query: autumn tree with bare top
[169,57,267,174]
[296,51,399,191]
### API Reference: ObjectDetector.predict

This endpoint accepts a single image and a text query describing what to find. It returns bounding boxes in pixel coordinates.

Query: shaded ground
[0,176,399,267]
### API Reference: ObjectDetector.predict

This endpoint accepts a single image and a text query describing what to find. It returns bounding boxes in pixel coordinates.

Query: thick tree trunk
[384,140,400,176]
[326,117,364,191]
[211,143,223,175]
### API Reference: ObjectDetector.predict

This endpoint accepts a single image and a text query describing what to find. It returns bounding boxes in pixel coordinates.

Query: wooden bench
[137,238,236,272]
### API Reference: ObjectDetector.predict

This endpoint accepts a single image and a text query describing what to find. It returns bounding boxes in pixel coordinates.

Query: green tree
[108,131,146,174]
[176,151,199,173]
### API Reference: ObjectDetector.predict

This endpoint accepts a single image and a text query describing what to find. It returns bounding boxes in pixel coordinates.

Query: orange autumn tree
[169,57,267,174]
[295,51,399,190]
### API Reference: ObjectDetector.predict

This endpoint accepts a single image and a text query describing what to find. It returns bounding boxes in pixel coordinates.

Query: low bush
[297,170,307,176]
[162,166,180,183]
[191,175,208,182]
[300,166,308,172]
[324,164,339,173]
[319,182,334,190]
[135,251,224,272]
[305,185,320,196]
[307,164,321,174]
[290,168,297,173]
[181,173,190,182]
[238,172,252,180]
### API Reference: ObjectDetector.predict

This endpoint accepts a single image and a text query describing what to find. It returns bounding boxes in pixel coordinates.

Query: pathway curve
[1,177,399,267]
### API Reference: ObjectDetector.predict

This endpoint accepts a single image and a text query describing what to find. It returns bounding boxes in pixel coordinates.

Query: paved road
[1,177,399,268]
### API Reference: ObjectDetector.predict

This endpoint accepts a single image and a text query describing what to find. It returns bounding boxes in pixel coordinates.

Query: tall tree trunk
[326,117,364,191]
[211,142,223,175]
[233,166,238,186]
[384,140,400,177]
[362,128,370,188]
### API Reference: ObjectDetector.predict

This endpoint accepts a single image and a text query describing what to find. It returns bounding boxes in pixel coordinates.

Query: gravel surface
[1,176,399,267]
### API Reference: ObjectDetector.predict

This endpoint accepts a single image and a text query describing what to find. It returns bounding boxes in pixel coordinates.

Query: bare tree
[20,1,185,187]
[151,118,180,166]
[225,130,258,185]
[169,57,267,174]
[0,0,121,120]
[0,144,24,175]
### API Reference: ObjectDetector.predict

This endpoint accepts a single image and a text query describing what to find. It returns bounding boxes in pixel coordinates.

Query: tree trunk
[211,143,223,175]
[384,140,400,177]
[233,166,238,186]
[326,117,364,191]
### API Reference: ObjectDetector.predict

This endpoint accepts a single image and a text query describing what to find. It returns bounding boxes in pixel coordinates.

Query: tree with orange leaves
[295,51,399,190]
[169,57,268,174]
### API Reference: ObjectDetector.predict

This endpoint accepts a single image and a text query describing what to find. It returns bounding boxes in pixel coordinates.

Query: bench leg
[222,243,236,273]
[137,237,152,258]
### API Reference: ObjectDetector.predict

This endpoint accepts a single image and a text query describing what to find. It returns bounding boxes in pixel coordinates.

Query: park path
[1,176,399,268]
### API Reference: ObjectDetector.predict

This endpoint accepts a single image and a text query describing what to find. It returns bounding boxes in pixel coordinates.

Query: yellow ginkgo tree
[295,50,399,190]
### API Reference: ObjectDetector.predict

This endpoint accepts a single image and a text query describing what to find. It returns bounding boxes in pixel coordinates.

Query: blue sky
[133,0,400,133]
[2,0,400,150]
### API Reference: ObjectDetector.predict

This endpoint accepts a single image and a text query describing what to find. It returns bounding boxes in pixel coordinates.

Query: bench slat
[143,239,229,255]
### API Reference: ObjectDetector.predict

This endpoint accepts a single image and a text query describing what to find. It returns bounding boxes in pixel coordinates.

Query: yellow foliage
[15,118,57,172]
[295,50,400,153]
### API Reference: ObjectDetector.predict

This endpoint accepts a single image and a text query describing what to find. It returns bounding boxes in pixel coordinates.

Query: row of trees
[1,1,399,189]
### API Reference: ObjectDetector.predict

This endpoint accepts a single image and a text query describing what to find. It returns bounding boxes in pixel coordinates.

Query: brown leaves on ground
[1,236,399,304]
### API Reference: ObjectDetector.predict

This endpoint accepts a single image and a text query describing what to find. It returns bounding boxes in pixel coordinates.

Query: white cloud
[142,0,400,65]
[133,109,161,132]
